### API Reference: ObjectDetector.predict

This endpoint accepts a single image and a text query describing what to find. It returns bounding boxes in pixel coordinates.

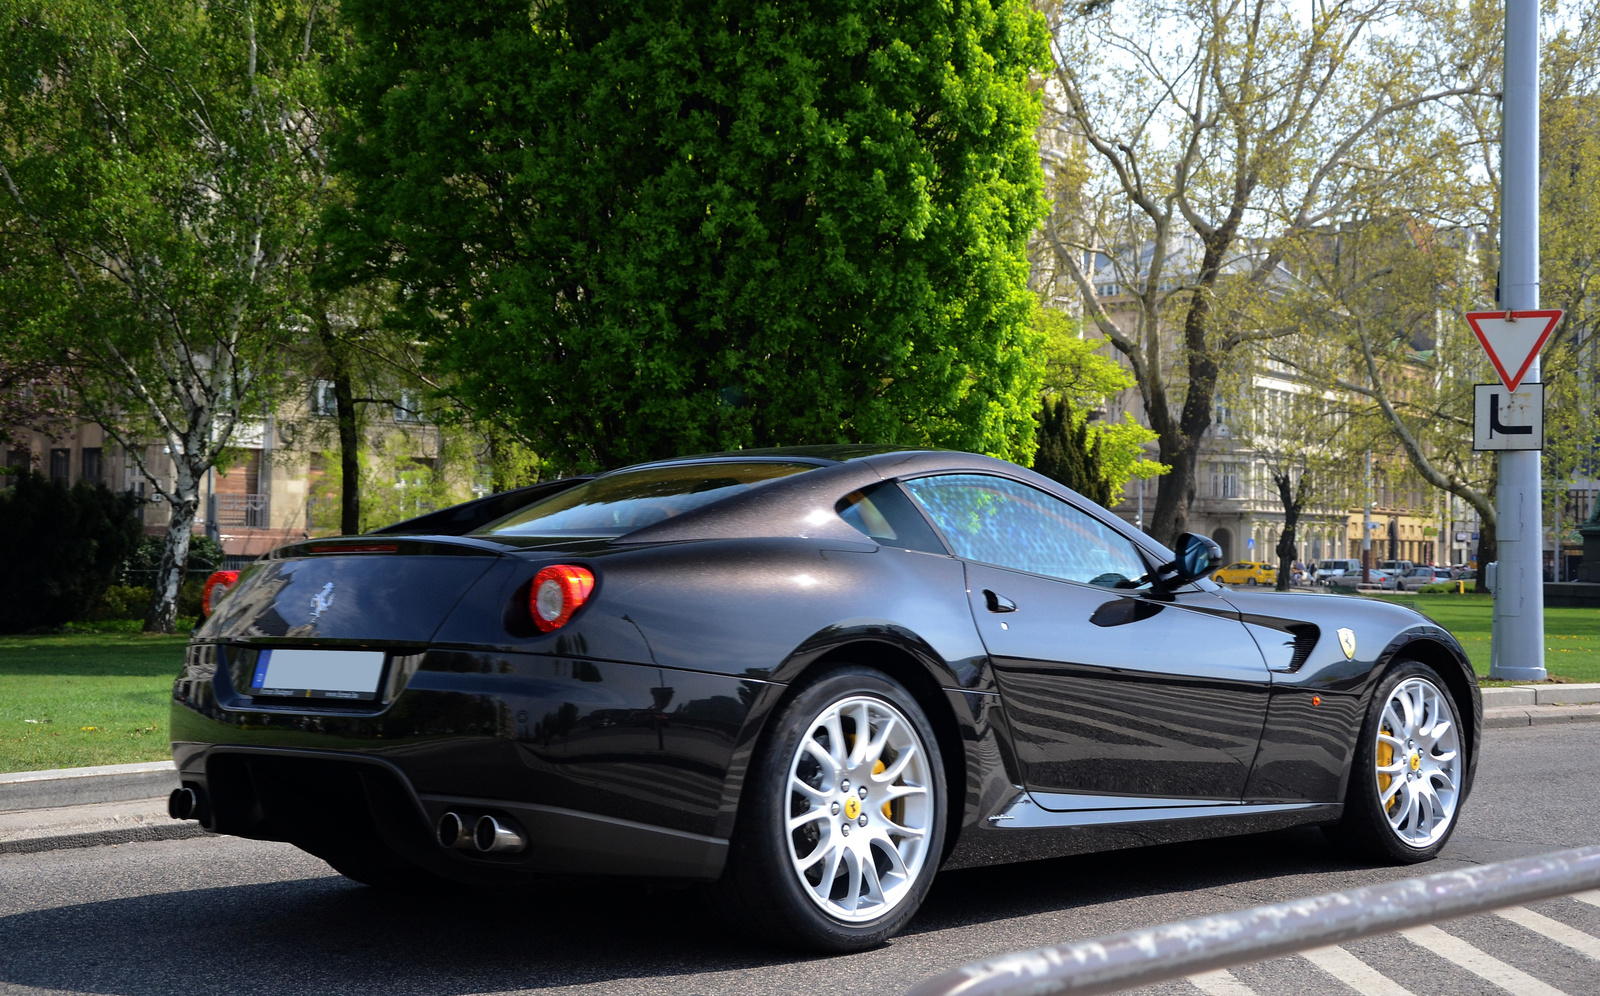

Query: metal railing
[906,845,1600,996]
[214,492,270,529]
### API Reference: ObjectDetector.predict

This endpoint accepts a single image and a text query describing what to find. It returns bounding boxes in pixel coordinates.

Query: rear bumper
[172,642,779,880]
[172,746,727,882]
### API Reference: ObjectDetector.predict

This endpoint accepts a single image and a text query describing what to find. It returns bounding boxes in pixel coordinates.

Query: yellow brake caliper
[1377,724,1396,813]
[848,732,898,821]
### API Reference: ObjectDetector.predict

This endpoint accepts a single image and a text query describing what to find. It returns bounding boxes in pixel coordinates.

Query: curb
[1482,703,1600,729]
[1480,683,1600,708]
[0,761,178,813]
[0,821,207,855]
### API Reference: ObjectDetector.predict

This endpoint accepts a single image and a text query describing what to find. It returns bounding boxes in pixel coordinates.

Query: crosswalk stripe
[1301,944,1418,996]
[1400,924,1568,996]
[1188,969,1263,996]
[1571,890,1600,909]
[1496,906,1600,960]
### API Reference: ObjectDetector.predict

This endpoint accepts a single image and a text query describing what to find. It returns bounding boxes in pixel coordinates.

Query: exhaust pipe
[436,812,474,850]
[168,787,198,821]
[474,814,526,854]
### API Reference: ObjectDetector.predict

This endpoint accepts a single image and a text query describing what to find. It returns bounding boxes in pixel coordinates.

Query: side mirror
[1160,532,1223,587]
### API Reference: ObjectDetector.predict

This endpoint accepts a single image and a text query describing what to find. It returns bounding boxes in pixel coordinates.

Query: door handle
[983,589,1017,613]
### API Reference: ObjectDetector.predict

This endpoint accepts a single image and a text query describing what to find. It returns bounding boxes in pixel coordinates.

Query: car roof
[615,444,935,471]
[603,446,1178,564]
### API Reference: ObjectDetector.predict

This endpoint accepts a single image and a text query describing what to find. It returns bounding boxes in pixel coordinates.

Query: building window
[49,448,71,484]
[311,380,338,417]
[1209,464,1240,499]
[81,448,103,485]
[2,447,27,487]
[394,388,425,423]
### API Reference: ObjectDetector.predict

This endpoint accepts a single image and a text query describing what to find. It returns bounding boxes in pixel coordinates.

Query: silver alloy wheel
[1375,676,1461,848]
[785,694,932,923]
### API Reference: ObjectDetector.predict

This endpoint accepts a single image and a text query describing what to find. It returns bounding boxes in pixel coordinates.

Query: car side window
[836,483,946,554]
[902,474,1147,587]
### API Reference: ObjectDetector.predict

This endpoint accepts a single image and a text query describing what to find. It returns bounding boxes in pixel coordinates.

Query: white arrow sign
[1465,309,1562,391]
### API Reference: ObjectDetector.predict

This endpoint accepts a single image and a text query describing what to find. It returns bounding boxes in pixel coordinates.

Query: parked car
[173,447,1480,951]
[1212,561,1278,586]
[1377,560,1415,577]
[1326,567,1391,588]
[1383,567,1453,592]
[1315,559,1362,584]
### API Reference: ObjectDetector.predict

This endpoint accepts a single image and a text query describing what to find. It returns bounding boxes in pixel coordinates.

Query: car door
[900,474,1273,806]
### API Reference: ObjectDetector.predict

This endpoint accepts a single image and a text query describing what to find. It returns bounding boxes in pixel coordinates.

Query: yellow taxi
[1212,561,1278,586]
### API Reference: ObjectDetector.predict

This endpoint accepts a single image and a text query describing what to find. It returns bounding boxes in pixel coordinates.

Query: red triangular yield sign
[1466,310,1562,391]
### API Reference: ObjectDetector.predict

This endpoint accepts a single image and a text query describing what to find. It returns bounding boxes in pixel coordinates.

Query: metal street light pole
[1491,0,1547,681]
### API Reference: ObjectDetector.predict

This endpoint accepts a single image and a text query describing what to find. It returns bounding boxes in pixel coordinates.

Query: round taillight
[530,565,595,633]
[201,570,240,617]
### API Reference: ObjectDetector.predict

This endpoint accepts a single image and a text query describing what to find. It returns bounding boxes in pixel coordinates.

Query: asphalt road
[2,724,1598,996]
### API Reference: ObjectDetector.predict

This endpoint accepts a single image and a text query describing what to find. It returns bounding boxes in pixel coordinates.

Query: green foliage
[0,0,340,631]
[92,586,153,621]
[120,535,224,580]
[340,429,477,533]
[0,474,143,633]
[1034,304,1131,406]
[1033,396,1109,506]
[330,0,1050,471]
[1030,302,1164,499]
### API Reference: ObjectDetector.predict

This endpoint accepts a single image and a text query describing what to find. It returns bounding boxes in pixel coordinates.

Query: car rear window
[477,461,816,537]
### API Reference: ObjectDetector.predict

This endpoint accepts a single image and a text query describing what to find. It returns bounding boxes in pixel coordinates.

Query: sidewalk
[1481,682,1600,728]
[0,761,203,854]
[0,797,204,855]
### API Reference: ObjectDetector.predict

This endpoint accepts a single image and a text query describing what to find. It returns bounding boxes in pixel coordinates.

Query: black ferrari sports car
[172,446,1479,951]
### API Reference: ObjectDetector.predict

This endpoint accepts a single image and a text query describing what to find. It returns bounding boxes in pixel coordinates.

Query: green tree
[1033,396,1109,506]
[0,0,339,630]
[1028,300,1164,506]
[1036,0,1494,545]
[329,0,1051,472]
[0,473,142,633]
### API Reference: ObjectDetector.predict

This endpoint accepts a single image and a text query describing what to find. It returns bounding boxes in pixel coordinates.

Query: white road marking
[1188,969,1263,996]
[1401,924,1568,996]
[1301,944,1418,996]
[1496,906,1600,960]
[1571,890,1600,909]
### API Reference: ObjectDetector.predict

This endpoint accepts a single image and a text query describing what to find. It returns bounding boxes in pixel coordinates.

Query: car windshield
[477,461,816,537]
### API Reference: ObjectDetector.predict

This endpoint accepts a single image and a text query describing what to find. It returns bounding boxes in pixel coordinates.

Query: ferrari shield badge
[1337,627,1357,660]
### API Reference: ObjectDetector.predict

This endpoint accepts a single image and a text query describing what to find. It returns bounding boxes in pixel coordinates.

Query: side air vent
[1287,624,1320,671]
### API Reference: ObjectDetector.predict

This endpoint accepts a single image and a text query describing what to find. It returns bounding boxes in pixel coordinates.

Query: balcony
[214,492,270,529]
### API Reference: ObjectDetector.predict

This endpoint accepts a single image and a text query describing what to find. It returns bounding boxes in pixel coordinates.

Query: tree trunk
[1147,432,1199,546]
[332,367,360,535]
[1273,472,1301,592]
[1475,520,1497,594]
[144,491,197,634]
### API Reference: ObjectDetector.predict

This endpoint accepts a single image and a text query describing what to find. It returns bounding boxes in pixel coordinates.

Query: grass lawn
[1359,591,1600,683]
[0,632,187,774]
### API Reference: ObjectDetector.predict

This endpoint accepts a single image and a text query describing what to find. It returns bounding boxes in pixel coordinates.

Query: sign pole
[1491,0,1546,681]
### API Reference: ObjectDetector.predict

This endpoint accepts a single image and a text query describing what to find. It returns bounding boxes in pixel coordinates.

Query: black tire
[1246,577,1258,586]
[714,667,947,952]
[1324,661,1465,863]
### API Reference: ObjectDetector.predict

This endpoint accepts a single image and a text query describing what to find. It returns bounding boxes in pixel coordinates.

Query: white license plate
[249,649,387,700]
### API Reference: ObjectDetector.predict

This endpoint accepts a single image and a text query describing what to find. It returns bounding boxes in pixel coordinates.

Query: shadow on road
[0,827,1385,995]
